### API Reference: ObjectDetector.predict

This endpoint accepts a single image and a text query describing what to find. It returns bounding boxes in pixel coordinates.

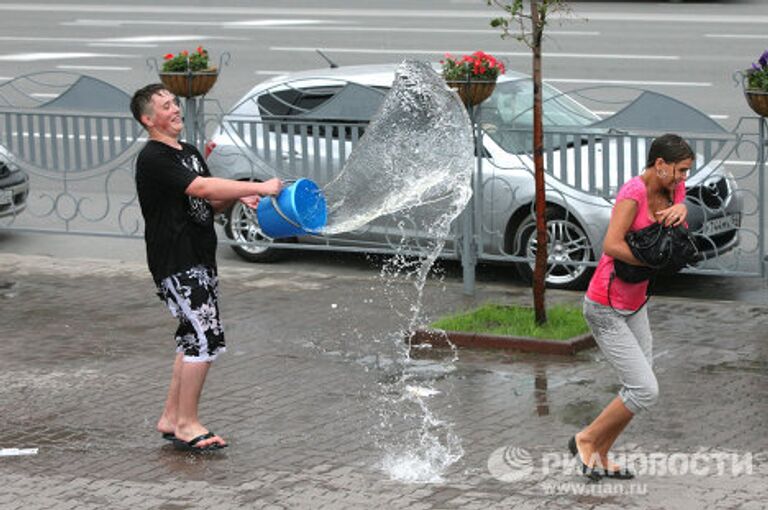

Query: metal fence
[470,121,762,281]
[0,71,765,293]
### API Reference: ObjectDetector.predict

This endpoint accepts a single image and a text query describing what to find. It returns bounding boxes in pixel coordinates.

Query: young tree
[487,0,570,324]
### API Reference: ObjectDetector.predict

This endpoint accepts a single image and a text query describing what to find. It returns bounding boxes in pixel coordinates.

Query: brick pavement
[0,253,766,509]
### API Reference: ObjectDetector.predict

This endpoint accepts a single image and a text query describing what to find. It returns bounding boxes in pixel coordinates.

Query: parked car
[205,63,742,289]
[0,144,29,218]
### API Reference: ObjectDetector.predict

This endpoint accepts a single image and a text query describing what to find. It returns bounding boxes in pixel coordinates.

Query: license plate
[0,190,13,206]
[702,213,740,236]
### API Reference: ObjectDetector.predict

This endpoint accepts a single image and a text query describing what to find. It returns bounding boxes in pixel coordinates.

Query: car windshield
[477,79,599,154]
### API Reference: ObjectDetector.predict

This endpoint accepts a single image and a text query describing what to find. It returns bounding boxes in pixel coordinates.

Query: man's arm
[185,176,282,202]
[207,198,237,214]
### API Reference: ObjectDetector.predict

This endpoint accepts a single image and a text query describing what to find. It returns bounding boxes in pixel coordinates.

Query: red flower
[197,46,204,54]
[164,53,174,60]
[181,50,189,56]
[441,50,505,82]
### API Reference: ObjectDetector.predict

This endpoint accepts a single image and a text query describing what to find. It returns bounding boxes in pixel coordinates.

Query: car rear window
[257,87,341,118]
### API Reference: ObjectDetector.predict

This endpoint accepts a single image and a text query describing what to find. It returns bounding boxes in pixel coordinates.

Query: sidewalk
[0,252,766,510]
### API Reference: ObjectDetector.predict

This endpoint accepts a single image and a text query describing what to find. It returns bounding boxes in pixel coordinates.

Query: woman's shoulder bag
[609,223,699,314]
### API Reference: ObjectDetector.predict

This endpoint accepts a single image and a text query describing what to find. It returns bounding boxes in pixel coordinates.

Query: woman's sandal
[601,467,635,479]
[568,436,603,481]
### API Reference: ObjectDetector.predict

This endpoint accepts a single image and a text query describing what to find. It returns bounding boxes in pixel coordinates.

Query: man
[130,83,281,451]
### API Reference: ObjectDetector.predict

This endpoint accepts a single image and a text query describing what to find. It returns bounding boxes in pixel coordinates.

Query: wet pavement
[1,252,767,509]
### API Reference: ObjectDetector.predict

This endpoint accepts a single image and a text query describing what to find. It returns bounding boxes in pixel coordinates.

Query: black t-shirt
[135,140,217,283]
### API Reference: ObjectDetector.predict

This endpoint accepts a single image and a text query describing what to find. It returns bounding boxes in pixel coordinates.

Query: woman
[570,133,693,480]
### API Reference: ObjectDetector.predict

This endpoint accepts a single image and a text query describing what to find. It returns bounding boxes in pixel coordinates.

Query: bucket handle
[268,196,303,231]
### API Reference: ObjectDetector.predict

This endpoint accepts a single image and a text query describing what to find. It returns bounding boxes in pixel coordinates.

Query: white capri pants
[583,297,659,414]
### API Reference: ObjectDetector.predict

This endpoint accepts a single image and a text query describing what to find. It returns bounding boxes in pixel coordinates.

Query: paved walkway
[0,253,766,509]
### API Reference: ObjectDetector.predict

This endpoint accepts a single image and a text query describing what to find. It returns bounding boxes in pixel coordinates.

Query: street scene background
[1,1,767,509]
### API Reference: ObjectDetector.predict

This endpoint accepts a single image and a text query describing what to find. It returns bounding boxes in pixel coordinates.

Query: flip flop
[161,432,176,441]
[172,431,228,452]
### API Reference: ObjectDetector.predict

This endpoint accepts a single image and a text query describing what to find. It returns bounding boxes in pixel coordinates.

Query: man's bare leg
[174,359,226,448]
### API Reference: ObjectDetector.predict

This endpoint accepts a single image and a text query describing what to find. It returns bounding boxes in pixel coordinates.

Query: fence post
[461,197,476,296]
[183,96,206,153]
[461,105,480,296]
[760,117,767,278]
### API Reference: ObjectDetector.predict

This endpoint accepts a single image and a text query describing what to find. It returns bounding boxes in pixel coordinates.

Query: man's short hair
[130,83,167,128]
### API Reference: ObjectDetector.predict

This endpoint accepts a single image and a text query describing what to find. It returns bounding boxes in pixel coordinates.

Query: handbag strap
[608,271,651,317]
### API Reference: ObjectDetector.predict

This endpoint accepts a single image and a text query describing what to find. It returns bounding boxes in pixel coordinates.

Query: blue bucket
[256,178,327,239]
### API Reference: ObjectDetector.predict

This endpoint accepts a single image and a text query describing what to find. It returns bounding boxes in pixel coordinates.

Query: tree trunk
[531,0,547,325]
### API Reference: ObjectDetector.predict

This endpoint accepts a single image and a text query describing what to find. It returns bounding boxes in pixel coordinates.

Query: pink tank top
[586,176,686,311]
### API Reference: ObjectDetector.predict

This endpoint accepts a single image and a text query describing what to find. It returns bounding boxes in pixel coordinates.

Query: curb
[409,328,596,355]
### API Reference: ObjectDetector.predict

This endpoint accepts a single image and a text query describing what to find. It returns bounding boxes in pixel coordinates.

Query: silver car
[0,144,29,219]
[205,63,741,289]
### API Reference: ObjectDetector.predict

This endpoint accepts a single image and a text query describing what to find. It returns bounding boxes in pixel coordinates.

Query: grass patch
[430,303,589,341]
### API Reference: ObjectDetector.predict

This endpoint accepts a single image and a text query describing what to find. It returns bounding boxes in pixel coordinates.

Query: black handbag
[614,223,699,284]
[609,223,699,315]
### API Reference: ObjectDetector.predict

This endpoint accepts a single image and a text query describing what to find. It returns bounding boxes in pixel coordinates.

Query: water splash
[321,60,473,236]
[323,60,473,483]
[379,394,464,484]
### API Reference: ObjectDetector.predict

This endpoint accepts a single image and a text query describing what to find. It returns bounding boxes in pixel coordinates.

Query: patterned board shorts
[156,265,226,362]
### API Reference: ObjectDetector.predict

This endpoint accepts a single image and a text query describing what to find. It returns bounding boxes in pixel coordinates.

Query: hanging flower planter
[744,86,768,117]
[158,46,219,98]
[447,80,497,107]
[442,51,505,107]
[741,50,768,117]
[159,70,218,98]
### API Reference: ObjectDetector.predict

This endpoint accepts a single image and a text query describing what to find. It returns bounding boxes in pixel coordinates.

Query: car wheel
[511,208,595,290]
[224,201,287,263]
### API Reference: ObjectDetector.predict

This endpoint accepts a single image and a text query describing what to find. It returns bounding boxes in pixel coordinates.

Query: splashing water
[322,60,473,483]
[379,386,464,484]
[321,60,473,236]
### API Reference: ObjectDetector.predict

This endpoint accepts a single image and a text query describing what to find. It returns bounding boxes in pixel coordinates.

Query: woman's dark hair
[645,133,695,167]
[130,83,167,128]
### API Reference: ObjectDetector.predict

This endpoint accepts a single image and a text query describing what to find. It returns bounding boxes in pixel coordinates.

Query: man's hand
[260,178,283,197]
[238,178,283,209]
[239,195,261,209]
